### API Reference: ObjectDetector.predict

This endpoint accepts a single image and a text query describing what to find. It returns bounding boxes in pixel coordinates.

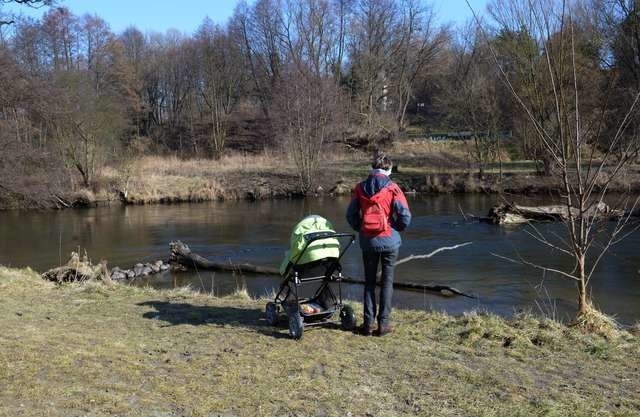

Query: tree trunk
[75,163,90,188]
[577,253,589,316]
[542,155,555,176]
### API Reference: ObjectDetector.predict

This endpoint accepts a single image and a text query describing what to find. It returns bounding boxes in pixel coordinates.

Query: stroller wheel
[288,311,304,340]
[340,305,357,331]
[265,302,278,326]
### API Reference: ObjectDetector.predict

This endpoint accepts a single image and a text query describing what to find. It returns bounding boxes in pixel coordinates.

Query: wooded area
[1,0,639,206]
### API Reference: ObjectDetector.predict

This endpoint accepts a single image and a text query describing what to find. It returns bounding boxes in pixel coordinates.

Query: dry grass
[94,140,539,205]
[92,143,640,206]
[101,156,226,204]
[573,305,624,340]
[101,152,303,203]
[1,266,639,416]
[392,139,471,159]
[127,174,223,204]
[391,139,513,171]
[138,152,289,177]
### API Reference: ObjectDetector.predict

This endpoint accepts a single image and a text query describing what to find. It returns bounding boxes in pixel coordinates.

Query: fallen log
[169,241,476,298]
[486,202,626,225]
[169,241,280,275]
[339,276,475,298]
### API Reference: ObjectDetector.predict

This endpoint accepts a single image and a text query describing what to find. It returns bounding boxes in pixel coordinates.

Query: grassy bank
[104,152,304,204]
[98,141,640,206]
[1,267,639,416]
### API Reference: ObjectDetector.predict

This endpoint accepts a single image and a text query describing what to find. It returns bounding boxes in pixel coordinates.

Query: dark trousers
[362,249,399,327]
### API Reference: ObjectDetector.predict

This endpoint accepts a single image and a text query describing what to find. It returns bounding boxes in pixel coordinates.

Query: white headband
[372,168,392,177]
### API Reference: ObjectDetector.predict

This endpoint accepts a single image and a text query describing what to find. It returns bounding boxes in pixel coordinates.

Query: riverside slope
[1,267,639,416]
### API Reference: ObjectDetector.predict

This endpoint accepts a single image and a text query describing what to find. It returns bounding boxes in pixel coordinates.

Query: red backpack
[358,185,392,237]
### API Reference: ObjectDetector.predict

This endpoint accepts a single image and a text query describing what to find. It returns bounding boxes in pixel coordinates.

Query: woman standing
[346,154,411,336]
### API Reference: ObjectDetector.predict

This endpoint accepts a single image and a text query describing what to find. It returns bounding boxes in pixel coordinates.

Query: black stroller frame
[265,231,357,339]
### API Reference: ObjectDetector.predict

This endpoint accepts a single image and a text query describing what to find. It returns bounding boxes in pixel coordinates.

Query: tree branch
[491,252,580,281]
[395,242,473,266]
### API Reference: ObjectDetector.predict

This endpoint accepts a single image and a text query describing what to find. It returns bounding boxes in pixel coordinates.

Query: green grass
[1,266,639,416]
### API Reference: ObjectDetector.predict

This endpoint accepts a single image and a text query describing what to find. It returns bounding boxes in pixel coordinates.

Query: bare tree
[444,22,502,178]
[194,17,245,156]
[274,0,347,191]
[589,0,640,154]
[38,15,133,187]
[593,0,640,90]
[48,69,130,187]
[0,40,69,207]
[232,0,285,118]
[331,0,354,82]
[390,0,446,131]
[487,0,565,175]
[0,0,52,26]
[348,0,398,127]
[118,26,146,136]
[479,0,640,321]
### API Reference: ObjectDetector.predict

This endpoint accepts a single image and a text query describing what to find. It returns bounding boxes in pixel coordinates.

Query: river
[1,195,639,324]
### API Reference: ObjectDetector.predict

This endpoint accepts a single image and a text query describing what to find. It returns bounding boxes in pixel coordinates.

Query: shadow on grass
[137,300,293,339]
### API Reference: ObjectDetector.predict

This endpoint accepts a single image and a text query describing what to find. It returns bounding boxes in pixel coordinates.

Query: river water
[1,195,639,324]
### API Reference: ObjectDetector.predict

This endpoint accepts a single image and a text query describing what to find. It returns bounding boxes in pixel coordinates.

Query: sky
[4,0,490,35]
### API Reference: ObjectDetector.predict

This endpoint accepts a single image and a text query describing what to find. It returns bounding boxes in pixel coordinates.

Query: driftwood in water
[395,242,473,266]
[339,276,475,298]
[486,202,624,225]
[170,241,280,275]
[169,241,475,298]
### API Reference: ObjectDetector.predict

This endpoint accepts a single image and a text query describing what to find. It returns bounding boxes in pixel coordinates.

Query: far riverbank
[3,139,640,210]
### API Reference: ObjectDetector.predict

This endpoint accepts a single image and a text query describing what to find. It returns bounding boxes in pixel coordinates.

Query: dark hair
[372,152,392,170]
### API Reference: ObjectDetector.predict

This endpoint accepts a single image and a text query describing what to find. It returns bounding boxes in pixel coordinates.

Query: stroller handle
[303,231,355,244]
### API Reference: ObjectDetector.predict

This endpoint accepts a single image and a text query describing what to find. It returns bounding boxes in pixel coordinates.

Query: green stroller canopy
[279,215,341,275]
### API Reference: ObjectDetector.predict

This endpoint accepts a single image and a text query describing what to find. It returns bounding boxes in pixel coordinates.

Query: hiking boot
[358,323,375,336]
[376,324,393,336]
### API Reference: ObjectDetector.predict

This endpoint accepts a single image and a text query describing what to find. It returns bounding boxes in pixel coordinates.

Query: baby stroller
[266,215,357,339]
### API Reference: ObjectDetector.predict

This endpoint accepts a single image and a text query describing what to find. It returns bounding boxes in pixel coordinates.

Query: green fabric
[279,215,340,275]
